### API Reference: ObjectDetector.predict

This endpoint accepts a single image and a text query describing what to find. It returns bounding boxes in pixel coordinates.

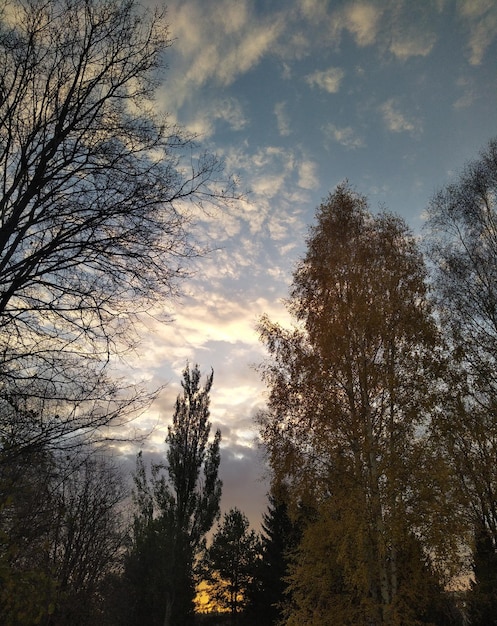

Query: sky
[118,0,497,530]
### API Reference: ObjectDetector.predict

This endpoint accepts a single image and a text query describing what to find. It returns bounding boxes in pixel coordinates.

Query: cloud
[298,0,329,22]
[215,98,248,131]
[217,22,283,85]
[218,444,269,527]
[453,76,476,110]
[184,97,249,140]
[342,2,382,47]
[305,67,345,93]
[379,99,422,135]
[457,0,497,65]
[274,101,291,136]
[389,34,435,60]
[324,123,365,149]
[167,0,284,93]
[298,160,319,190]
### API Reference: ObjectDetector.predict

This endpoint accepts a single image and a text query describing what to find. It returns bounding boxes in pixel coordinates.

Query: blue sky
[121,0,497,527]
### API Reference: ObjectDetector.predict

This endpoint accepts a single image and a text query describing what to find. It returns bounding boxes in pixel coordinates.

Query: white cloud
[389,33,436,60]
[252,173,286,198]
[342,3,381,47]
[298,160,319,189]
[274,101,291,136]
[298,0,329,22]
[379,99,422,135]
[305,67,345,93]
[324,123,365,149]
[216,98,248,130]
[217,21,283,85]
[185,97,248,140]
[167,0,284,93]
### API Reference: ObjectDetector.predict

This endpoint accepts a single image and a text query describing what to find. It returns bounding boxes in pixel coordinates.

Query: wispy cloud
[167,0,284,93]
[379,99,422,136]
[305,67,345,93]
[181,97,248,139]
[324,123,365,149]
[298,160,319,189]
[298,0,330,22]
[389,33,435,60]
[453,76,476,110]
[457,0,497,65]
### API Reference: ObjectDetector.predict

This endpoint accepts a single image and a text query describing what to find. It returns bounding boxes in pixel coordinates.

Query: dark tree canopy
[245,491,300,626]
[205,508,260,623]
[0,450,126,626]
[425,137,497,622]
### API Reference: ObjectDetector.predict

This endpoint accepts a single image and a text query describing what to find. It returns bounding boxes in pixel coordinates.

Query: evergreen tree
[246,492,300,625]
[205,508,260,624]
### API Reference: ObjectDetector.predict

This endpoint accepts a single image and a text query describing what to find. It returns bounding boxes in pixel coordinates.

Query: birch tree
[425,137,497,616]
[257,184,459,625]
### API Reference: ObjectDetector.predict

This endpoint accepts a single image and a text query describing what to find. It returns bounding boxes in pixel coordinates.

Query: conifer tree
[245,492,300,625]
[205,508,260,624]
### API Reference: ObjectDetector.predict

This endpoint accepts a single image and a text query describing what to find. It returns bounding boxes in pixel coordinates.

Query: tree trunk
[163,591,173,626]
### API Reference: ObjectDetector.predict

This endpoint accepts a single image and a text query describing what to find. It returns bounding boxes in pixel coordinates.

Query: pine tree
[205,508,260,624]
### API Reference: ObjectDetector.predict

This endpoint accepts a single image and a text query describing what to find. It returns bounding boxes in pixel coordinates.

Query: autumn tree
[424,137,497,587]
[126,364,222,626]
[257,184,459,625]
[204,508,260,624]
[0,0,236,454]
[467,521,497,626]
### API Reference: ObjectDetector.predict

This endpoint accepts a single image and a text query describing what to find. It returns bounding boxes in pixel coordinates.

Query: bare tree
[0,0,236,449]
[0,446,128,626]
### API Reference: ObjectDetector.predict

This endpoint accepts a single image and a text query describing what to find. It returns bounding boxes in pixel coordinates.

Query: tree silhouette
[127,364,222,626]
[205,508,260,624]
[0,0,236,455]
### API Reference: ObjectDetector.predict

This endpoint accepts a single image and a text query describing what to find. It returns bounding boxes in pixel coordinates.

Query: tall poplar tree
[257,184,460,625]
[126,364,222,626]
